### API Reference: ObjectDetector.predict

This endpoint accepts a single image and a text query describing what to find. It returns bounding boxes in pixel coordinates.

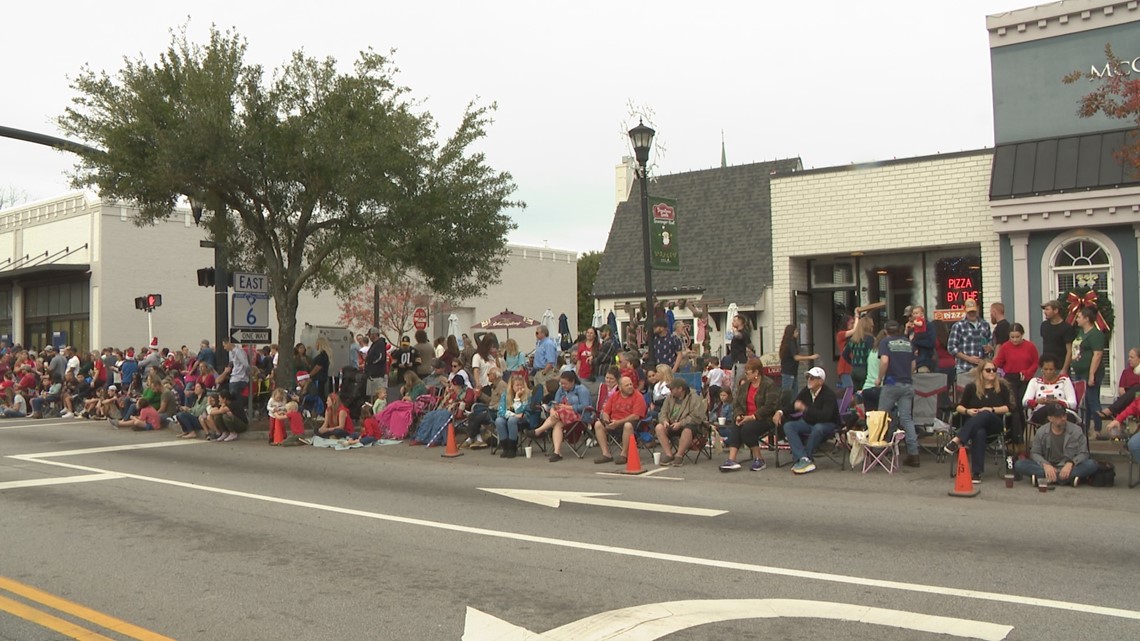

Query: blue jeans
[175,412,201,433]
[1013,458,1098,482]
[956,411,1004,474]
[1078,377,1102,433]
[1129,432,1140,462]
[783,419,836,462]
[877,383,917,455]
[838,374,853,390]
[495,415,521,441]
[781,374,796,391]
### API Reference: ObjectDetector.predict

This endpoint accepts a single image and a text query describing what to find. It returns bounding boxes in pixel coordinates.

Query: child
[371,387,388,416]
[618,353,640,390]
[112,397,162,431]
[267,387,288,418]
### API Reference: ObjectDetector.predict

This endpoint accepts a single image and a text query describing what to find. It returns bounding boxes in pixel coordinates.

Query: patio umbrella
[607,311,618,335]
[725,303,738,345]
[558,313,571,350]
[591,308,603,329]
[541,308,557,338]
[470,309,541,340]
[446,314,459,341]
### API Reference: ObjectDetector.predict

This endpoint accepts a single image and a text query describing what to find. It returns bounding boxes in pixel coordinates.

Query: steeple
[720,130,727,168]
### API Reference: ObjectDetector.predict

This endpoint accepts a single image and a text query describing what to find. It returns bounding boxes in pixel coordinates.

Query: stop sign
[413,307,429,331]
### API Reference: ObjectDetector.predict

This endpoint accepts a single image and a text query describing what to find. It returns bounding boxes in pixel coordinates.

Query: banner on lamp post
[649,197,680,271]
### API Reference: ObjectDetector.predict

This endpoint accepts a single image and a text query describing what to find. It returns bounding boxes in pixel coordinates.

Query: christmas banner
[649,197,680,271]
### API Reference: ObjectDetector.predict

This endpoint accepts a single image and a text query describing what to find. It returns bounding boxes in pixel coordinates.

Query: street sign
[413,307,429,331]
[233,271,269,294]
[229,328,272,344]
[231,293,270,328]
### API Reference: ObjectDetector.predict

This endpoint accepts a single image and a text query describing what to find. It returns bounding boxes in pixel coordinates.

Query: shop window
[935,257,982,311]
[811,260,856,288]
[1052,238,1111,315]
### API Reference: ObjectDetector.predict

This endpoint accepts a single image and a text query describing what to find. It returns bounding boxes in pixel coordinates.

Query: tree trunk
[274,288,300,394]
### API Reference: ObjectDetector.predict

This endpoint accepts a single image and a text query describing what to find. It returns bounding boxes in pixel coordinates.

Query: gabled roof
[592,158,802,305]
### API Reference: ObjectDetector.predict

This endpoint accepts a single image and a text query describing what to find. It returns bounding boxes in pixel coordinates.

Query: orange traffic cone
[442,421,464,458]
[270,418,285,445]
[621,433,646,475]
[948,447,979,497]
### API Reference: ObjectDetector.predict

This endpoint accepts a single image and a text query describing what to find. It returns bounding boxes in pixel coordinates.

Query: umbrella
[607,311,618,336]
[446,314,459,341]
[558,313,571,351]
[591,308,603,329]
[542,308,557,338]
[725,303,738,345]
[471,309,541,340]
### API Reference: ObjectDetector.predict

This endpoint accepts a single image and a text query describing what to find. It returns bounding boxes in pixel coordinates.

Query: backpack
[1087,460,1115,487]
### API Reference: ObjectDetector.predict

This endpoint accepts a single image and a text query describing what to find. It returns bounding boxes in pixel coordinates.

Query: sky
[1,0,1035,254]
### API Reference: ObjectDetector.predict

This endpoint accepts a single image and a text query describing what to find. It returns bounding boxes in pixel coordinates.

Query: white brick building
[769,150,999,381]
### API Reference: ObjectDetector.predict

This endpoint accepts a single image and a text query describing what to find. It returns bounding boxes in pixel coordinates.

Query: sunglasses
[982,367,997,373]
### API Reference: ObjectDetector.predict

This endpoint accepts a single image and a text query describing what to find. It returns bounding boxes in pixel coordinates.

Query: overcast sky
[2,0,1034,253]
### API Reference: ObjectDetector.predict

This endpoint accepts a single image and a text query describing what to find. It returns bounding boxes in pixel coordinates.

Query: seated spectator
[1103,389,1140,446]
[314,392,354,440]
[1022,353,1077,425]
[775,366,839,475]
[465,367,506,449]
[174,383,211,438]
[60,371,86,418]
[943,359,1013,483]
[401,371,428,401]
[112,397,162,431]
[597,367,620,410]
[202,390,248,442]
[648,364,672,412]
[720,360,780,472]
[447,359,472,389]
[1098,346,1140,425]
[531,371,590,462]
[156,380,180,429]
[592,375,647,465]
[423,359,448,391]
[1014,403,1097,486]
[710,388,733,439]
[1,387,27,418]
[495,374,531,459]
[654,378,707,467]
[30,374,62,419]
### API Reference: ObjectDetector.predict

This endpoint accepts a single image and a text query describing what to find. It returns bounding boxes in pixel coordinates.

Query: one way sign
[229,328,272,344]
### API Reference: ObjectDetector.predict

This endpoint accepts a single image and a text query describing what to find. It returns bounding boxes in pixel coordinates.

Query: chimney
[615,156,637,206]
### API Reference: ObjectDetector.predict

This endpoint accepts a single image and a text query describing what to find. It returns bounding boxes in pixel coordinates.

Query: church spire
[720,130,727,168]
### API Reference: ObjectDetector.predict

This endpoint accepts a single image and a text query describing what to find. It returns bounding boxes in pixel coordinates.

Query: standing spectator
[592,325,621,377]
[649,319,683,372]
[219,338,250,398]
[727,314,751,386]
[197,340,216,371]
[470,335,499,390]
[947,298,992,374]
[500,338,527,378]
[392,336,421,387]
[532,326,558,377]
[834,315,855,389]
[46,346,66,382]
[413,330,434,377]
[1070,306,1107,438]
[876,320,921,467]
[843,315,875,390]
[777,324,819,391]
[309,336,332,399]
[576,327,599,382]
[363,327,389,395]
[990,302,1010,348]
[1039,299,1075,376]
[993,322,1039,441]
[64,346,81,379]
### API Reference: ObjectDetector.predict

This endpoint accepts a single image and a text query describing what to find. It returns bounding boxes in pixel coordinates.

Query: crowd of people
[5,297,1137,487]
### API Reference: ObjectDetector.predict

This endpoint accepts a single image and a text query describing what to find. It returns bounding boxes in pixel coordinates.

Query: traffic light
[135,296,146,310]
[197,267,215,287]
[147,294,162,309]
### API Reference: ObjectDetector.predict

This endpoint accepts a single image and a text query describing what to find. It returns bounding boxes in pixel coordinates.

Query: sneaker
[613,455,628,465]
[972,474,982,485]
[61,412,74,418]
[470,441,489,449]
[658,454,674,466]
[298,437,312,445]
[750,458,767,472]
[548,453,562,462]
[594,455,614,464]
[1072,476,1081,488]
[942,440,959,455]
[719,459,741,472]
[668,457,684,468]
[792,457,815,474]
[214,432,230,442]
[223,432,239,442]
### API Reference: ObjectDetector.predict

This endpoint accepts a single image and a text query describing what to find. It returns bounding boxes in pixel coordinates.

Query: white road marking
[13,441,202,459]
[595,468,683,481]
[0,420,82,430]
[463,599,1014,641]
[0,473,123,490]
[479,488,726,517]
[9,448,1140,624]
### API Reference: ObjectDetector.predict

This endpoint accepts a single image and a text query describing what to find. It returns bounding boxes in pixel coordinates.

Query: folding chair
[814,386,855,470]
[560,406,596,459]
[766,389,795,468]
[857,412,904,474]
[946,410,1012,477]
[913,372,950,462]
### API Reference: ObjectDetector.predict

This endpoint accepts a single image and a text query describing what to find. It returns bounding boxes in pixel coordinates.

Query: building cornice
[990,184,1140,231]
[987,0,1140,48]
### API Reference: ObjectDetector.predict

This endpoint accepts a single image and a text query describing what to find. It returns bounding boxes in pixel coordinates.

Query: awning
[990,127,1140,199]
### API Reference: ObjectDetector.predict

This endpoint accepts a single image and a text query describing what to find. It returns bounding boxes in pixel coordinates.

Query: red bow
[1065,291,1110,332]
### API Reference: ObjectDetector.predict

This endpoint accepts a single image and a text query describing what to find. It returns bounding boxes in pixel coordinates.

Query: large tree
[58,26,520,388]
[1064,44,1140,172]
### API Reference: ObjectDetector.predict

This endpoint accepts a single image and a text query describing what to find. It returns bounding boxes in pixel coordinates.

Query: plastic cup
[524,446,532,459]
[653,452,662,465]
[1038,481,1049,493]
[718,417,726,426]
[1004,475,1014,489]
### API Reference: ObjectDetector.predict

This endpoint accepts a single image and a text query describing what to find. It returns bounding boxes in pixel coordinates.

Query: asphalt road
[1,416,1137,640]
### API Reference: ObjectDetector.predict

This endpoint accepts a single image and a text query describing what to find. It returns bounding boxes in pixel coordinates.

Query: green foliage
[577,251,602,331]
[1063,44,1140,173]
[57,24,521,387]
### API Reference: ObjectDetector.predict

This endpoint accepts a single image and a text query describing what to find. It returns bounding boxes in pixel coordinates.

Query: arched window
[1052,238,1110,297]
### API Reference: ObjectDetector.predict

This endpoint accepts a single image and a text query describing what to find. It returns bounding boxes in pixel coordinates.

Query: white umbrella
[591,308,603,329]
[725,303,738,344]
[542,308,557,338]
[446,313,460,341]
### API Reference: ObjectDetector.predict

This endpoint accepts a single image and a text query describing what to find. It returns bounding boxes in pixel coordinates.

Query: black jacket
[789,384,839,425]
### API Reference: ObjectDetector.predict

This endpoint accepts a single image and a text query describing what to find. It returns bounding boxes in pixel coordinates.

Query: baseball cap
[963,298,978,311]
[1041,299,1063,310]
[806,367,826,381]
[108,385,118,391]
[400,336,411,345]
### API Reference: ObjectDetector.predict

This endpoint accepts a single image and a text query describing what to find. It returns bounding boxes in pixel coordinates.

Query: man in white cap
[947,298,992,374]
[774,366,839,474]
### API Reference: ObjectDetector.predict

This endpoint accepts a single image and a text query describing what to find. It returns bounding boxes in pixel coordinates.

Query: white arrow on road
[479,488,725,517]
[462,599,1014,641]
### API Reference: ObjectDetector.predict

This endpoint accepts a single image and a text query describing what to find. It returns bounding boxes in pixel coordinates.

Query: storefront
[987,3,1140,393]
[771,150,999,382]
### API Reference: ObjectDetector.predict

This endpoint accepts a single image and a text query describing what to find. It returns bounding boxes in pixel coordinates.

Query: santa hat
[149,336,159,349]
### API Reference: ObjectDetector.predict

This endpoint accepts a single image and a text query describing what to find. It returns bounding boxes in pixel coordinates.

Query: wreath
[1064,285,1113,337]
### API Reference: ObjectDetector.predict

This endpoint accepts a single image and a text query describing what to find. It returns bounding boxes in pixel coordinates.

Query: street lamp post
[628,120,656,355]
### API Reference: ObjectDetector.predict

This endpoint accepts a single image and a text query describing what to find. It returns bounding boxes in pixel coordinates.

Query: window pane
[70,283,82,314]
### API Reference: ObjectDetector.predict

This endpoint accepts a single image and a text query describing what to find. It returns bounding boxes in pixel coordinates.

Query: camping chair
[859,411,905,474]
[913,372,951,462]
[946,407,1013,477]
[813,385,855,470]
[766,389,795,468]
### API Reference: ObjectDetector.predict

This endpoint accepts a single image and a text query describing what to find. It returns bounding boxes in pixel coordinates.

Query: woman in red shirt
[576,327,599,382]
[993,323,1038,444]
[1101,346,1140,420]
